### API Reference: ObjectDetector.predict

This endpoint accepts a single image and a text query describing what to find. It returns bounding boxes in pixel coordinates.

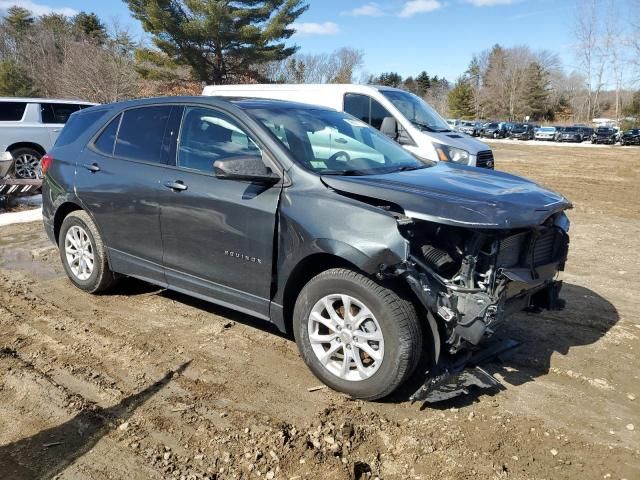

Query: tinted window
[54,110,106,147]
[41,103,83,124]
[178,107,261,173]
[114,106,172,163]
[0,101,27,121]
[370,98,392,130]
[344,94,369,123]
[94,114,121,155]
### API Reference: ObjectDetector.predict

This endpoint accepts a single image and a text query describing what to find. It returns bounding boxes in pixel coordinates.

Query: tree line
[0,0,638,125]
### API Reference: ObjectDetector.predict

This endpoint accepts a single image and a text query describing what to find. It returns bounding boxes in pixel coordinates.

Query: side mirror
[380,116,398,140]
[213,155,280,184]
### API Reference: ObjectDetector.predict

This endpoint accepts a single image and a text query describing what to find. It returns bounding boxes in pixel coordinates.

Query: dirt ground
[0,143,638,480]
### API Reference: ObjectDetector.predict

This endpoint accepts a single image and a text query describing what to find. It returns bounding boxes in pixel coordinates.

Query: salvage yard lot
[0,143,638,480]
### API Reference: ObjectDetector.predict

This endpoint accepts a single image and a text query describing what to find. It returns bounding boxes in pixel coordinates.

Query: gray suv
[42,97,571,401]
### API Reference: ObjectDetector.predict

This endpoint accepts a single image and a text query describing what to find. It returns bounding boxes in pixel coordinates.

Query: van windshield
[247,107,430,176]
[380,90,451,133]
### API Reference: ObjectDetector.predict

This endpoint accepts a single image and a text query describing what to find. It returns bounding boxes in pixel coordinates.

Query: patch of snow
[0,207,43,227]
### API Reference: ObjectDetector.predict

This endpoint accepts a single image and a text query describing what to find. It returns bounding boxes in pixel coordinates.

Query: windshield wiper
[410,120,451,133]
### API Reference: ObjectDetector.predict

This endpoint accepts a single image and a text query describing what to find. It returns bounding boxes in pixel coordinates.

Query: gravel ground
[0,143,638,480]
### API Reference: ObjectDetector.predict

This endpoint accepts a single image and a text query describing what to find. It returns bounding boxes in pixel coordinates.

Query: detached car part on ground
[42,97,571,402]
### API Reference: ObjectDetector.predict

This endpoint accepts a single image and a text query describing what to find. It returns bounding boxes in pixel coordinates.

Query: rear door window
[114,106,172,163]
[54,110,106,147]
[177,107,261,173]
[93,114,121,155]
[41,103,83,124]
[0,101,27,121]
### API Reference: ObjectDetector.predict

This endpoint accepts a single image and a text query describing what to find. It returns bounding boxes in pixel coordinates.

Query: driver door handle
[334,138,348,144]
[164,180,188,191]
[83,163,100,173]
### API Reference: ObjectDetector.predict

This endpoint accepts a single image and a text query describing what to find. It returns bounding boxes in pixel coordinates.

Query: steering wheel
[324,150,351,170]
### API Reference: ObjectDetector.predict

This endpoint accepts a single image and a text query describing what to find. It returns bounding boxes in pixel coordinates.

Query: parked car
[535,126,557,141]
[620,128,640,145]
[0,97,97,179]
[578,126,594,140]
[202,84,495,168]
[42,96,571,401]
[509,123,535,140]
[591,127,617,144]
[458,121,480,136]
[479,122,507,139]
[557,127,583,143]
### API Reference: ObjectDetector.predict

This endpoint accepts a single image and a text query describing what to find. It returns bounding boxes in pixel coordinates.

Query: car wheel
[293,268,422,400]
[59,210,118,293]
[11,147,42,179]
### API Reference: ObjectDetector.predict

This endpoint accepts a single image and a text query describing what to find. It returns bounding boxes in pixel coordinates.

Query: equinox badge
[225,250,262,264]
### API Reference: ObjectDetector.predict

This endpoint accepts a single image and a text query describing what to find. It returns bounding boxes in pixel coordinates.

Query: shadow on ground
[393,282,619,408]
[0,360,191,480]
[101,278,618,408]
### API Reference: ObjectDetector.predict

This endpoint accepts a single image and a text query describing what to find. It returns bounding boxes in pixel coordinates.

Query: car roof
[0,97,97,105]
[203,83,407,96]
[95,95,337,113]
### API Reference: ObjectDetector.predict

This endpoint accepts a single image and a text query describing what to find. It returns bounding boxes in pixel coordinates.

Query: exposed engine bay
[382,210,570,356]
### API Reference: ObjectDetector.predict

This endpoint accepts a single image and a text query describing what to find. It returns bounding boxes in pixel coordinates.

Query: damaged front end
[380,210,571,402]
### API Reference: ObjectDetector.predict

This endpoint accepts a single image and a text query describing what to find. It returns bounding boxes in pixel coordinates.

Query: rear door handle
[334,138,348,144]
[164,180,187,191]
[83,163,100,173]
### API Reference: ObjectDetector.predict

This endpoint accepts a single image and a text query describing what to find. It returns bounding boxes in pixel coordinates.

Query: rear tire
[293,268,422,400]
[11,147,42,179]
[59,211,118,293]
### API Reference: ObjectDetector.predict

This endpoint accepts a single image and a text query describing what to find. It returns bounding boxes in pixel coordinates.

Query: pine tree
[525,61,550,120]
[448,77,475,119]
[124,0,308,84]
[73,12,108,44]
[415,71,431,96]
[0,60,37,96]
[370,72,403,87]
[5,6,34,37]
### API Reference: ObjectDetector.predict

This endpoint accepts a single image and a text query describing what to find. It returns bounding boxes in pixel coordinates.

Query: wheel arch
[7,142,46,156]
[53,201,84,244]
[280,252,361,335]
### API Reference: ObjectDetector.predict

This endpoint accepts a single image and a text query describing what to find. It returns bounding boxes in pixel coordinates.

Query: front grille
[496,227,568,269]
[476,150,494,169]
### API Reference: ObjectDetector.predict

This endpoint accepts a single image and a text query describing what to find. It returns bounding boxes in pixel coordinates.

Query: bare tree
[264,47,364,84]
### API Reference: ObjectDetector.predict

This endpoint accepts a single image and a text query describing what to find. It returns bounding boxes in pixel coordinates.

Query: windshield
[597,128,613,133]
[380,90,450,132]
[540,127,555,132]
[565,127,578,132]
[247,107,429,175]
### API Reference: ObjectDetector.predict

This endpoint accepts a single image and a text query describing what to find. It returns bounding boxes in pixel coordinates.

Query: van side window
[94,114,121,155]
[370,99,392,130]
[114,106,172,163]
[344,94,369,124]
[177,107,261,173]
[0,101,27,121]
[41,103,83,124]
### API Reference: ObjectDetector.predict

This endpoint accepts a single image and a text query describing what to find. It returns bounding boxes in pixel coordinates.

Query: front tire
[59,211,118,293]
[293,268,422,400]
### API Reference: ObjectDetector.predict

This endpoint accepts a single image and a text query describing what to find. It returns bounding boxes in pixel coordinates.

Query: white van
[202,84,494,168]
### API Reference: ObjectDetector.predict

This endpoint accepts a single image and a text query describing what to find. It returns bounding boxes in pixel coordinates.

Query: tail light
[40,153,53,175]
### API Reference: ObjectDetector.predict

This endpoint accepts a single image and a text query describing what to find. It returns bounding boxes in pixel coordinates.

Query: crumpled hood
[321,163,572,229]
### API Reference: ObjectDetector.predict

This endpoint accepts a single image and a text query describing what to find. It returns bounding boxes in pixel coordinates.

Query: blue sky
[1,0,580,81]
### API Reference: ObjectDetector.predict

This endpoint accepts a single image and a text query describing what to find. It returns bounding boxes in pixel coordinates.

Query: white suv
[0,98,97,178]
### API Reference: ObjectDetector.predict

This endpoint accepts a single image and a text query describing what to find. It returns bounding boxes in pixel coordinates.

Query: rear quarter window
[93,114,121,156]
[55,110,107,147]
[0,101,27,121]
[114,106,173,163]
